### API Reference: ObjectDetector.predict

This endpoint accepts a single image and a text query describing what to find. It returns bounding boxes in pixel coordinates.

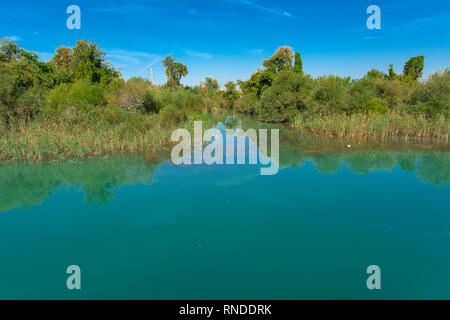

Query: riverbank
[1,111,449,162]
[292,112,449,142]
[0,106,228,162]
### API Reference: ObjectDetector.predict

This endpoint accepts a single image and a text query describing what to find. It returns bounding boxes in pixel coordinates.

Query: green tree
[293,52,303,74]
[262,46,294,73]
[0,38,56,121]
[71,40,120,84]
[162,54,188,90]
[403,55,425,81]
[409,68,450,117]
[260,70,308,122]
[238,68,274,97]
[365,98,389,114]
[221,81,240,109]
[51,46,73,69]
[201,77,219,91]
[386,64,398,80]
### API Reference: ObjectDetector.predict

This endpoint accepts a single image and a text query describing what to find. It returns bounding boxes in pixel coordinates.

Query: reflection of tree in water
[416,152,450,188]
[225,115,449,188]
[0,156,162,212]
[279,145,449,188]
[0,123,448,212]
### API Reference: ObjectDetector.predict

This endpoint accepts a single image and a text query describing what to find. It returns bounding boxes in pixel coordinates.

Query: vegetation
[0,38,448,162]
[234,46,448,140]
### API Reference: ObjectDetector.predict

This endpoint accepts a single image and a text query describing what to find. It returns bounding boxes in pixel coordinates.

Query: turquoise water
[0,130,449,299]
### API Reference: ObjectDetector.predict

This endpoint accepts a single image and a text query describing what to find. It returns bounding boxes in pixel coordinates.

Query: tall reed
[292,112,449,142]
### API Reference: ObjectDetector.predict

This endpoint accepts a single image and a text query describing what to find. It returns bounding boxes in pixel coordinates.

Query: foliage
[200,77,220,92]
[293,52,303,74]
[403,55,425,82]
[260,70,308,122]
[0,41,448,162]
[163,55,188,90]
[293,112,449,142]
[238,68,274,97]
[262,46,294,72]
[220,81,241,109]
[409,68,450,117]
[159,103,186,127]
[109,77,161,113]
[0,38,55,122]
[234,92,260,114]
[46,79,106,114]
[365,98,389,114]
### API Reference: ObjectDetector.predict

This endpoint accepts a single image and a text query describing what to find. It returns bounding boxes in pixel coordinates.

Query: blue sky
[1,0,449,86]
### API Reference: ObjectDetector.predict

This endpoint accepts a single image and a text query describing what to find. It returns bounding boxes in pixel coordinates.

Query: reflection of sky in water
[180,122,276,171]
[0,139,449,299]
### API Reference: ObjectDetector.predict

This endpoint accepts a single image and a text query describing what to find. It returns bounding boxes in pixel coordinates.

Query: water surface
[0,128,449,299]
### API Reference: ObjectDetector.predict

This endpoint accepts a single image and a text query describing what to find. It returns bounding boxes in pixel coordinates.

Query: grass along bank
[292,112,449,142]
[0,39,449,161]
[0,114,170,161]
[0,107,221,162]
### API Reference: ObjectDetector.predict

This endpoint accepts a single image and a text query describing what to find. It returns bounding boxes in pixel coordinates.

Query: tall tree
[262,46,294,73]
[386,64,398,80]
[403,55,425,81]
[51,47,73,69]
[71,40,119,84]
[162,54,188,89]
[293,52,303,74]
[201,77,219,91]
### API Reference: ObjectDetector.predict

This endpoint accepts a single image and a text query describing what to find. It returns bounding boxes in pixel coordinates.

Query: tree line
[0,38,448,128]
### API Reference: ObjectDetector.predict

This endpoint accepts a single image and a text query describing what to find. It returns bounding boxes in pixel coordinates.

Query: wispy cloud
[226,0,294,18]
[7,35,21,42]
[105,49,163,79]
[184,50,213,59]
[247,48,264,56]
[91,1,159,14]
[391,13,450,32]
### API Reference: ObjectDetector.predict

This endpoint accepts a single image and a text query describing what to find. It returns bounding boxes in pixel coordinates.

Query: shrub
[365,98,389,114]
[260,70,307,122]
[0,41,50,121]
[46,79,106,113]
[112,77,161,113]
[159,104,186,127]
[409,69,450,118]
[348,77,379,113]
[309,75,351,114]
[234,92,260,114]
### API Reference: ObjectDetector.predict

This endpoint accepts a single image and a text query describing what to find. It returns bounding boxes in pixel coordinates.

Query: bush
[111,77,161,113]
[159,104,186,127]
[0,42,50,121]
[365,98,389,114]
[309,75,350,114]
[46,79,106,114]
[234,92,260,114]
[259,71,308,122]
[409,69,450,118]
[348,77,379,113]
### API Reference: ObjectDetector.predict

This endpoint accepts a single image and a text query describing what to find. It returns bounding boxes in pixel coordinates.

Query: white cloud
[247,48,264,56]
[184,50,213,59]
[226,0,294,18]
[7,35,21,42]
[391,14,450,32]
[105,49,164,80]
